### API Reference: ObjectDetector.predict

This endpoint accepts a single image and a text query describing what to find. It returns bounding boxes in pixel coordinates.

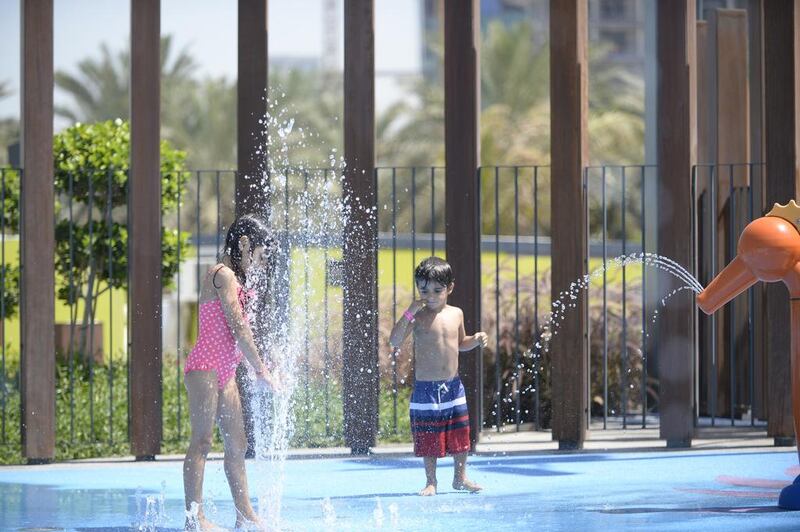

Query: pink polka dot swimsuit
[184,285,253,389]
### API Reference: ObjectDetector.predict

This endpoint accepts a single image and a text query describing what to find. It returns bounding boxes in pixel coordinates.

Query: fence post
[763,0,800,447]
[549,0,588,450]
[342,0,377,454]
[236,0,269,217]
[20,0,55,464]
[236,0,270,459]
[708,8,751,420]
[444,0,482,450]
[129,0,163,460]
[656,0,697,448]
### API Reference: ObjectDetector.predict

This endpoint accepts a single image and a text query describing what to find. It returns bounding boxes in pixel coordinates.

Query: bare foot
[418,483,437,496]
[185,516,227,531]
[453,478,482,493]
[234,516,266,531]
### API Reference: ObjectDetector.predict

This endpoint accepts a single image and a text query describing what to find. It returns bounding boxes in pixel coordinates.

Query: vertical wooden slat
[236,0,269,460]
[702,9,751,420]
[549,0,588,450]
[657,0,696,448]
[696,19,714,418]
[444,0,481,449]
[342,0,377,454]
[20,0,55,463]
[746,0,767,421]
[712,10,750,188]
[237,0,269,218]
[129,0,162,460]
[763,0,800,446]
[713,9,751,420]
[697,21,710,168]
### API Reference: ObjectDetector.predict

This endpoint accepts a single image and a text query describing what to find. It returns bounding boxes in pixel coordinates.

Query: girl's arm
[389,300,424,349]
[214,267,275,384]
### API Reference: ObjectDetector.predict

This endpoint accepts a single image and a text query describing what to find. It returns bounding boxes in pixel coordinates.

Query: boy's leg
[420,456,438,496]
[453,452,482,492]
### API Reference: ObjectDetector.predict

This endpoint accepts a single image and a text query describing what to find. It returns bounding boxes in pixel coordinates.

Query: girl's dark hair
[220,215,274,284]
[414,256,454,287]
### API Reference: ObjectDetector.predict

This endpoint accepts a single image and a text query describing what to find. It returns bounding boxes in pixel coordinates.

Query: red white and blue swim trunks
[410,376,471,457]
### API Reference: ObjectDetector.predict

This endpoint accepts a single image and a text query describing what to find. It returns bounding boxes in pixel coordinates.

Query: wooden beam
[236,0,269,460]
[237,0,269,218]
[20,0,55,463]
[745,0,768,422]
[657,0,696,448]
[444,0,482,449]
[711,8,751,421]
[763,0,800,446]
[696,19,714,418]
[711,10,750,188]
[342,0,377,454]
[549,0,588,450]
[697,21,710,168]
[129,0,162,460]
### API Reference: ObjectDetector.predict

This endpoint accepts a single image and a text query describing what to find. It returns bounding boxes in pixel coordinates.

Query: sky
[0,0,422,120]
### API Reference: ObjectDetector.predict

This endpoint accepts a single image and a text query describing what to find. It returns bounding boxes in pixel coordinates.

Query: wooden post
[549,0,588,450]
[697,21,710,167]
[696,19,715,417]
[709,8,751,420]
[237,0,269,218]
[657,0,696,448]
[763,0,800,447]
[236,0,269,460]
[20,0,55,463]
[746,0,768,422]
[444,0,482,449]
[129,0,162,460]
[342,0,377,454]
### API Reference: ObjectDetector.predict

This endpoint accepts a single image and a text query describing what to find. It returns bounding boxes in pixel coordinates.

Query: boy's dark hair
[414,256,454,287]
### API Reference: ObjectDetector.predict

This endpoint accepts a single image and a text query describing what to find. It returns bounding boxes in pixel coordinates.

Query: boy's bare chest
[414,312,459,343]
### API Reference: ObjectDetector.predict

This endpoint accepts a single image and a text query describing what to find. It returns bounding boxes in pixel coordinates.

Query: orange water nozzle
[697,201,800,315]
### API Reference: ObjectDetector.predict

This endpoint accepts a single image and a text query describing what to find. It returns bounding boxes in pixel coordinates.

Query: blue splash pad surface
[1,449,798,531]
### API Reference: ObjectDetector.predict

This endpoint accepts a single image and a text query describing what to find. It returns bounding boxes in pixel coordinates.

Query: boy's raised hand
[408,299,426,314]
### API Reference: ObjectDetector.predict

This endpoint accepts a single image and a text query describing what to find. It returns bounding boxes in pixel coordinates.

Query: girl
[183,215,279,531]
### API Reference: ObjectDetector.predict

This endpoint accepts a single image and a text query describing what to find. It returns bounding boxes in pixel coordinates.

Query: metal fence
[0,162,771,457]
[692,163,766,427]
[0,167,20,448]
[375,166,445,438]
[584,165,656,429]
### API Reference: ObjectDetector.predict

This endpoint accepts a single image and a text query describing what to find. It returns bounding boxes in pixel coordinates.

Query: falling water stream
[523,252,703,398]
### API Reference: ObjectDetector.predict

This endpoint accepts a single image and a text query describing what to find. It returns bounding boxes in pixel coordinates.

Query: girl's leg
[217,376,261,526]
[183,371,219,528]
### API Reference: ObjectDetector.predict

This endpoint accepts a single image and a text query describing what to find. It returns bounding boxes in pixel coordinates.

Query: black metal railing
[584,165,656,430]
[0,162,773,460]
[479,166,551,432]
[376,167,445,439]
[0,167,20,449]
[692,163,766,428]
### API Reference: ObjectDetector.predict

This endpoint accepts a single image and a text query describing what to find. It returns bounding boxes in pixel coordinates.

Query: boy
[389,257,488,496]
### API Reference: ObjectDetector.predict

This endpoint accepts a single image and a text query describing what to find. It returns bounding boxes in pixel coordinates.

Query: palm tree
[375,19,645,237]
[0,81,11,101]
[0,80,19,166]
[55,35,197,124]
